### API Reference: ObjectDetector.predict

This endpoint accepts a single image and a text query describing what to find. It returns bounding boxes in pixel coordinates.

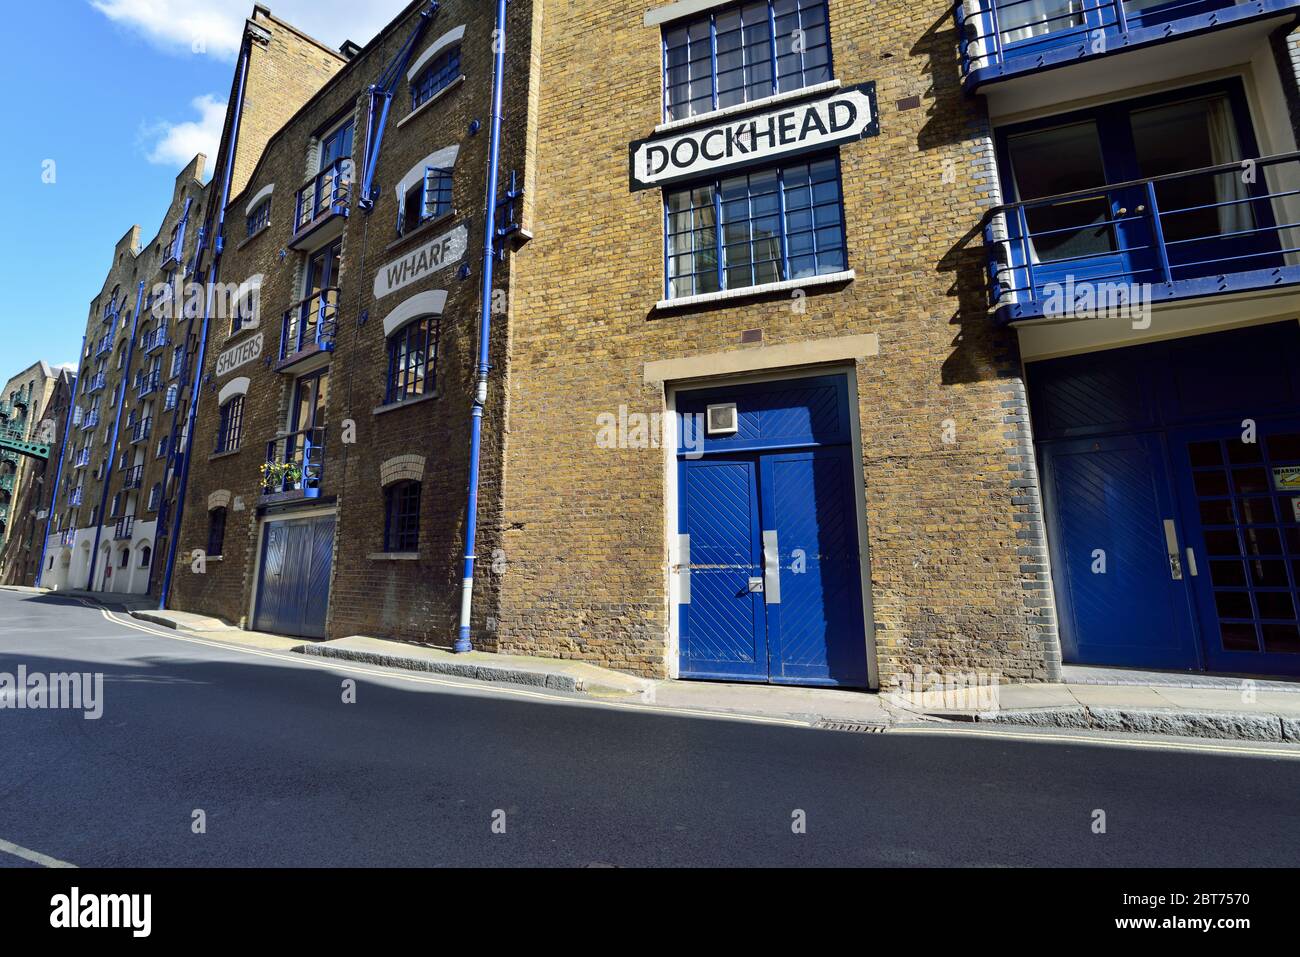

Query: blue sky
[0,0,408,372]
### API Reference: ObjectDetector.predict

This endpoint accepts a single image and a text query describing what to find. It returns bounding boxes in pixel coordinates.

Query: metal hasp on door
[676,375,870,687]
[253,513,335,639]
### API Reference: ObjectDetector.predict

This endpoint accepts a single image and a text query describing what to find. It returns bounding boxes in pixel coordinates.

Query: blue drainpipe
[86,282,144,591]
[158,37,251,611]
[34,343,81,587]
[455,0,509,653]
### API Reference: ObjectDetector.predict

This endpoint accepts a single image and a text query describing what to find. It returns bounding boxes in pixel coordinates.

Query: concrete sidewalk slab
[133,609,238,632]
[647,679,892,727]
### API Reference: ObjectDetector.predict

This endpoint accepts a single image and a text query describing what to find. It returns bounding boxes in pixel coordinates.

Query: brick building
[0,362,66,584]
[168,0,531,642]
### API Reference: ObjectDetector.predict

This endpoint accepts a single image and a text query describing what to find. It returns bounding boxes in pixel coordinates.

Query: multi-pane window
[665,154,846,299]
[147,484,161,512]
[663,0,832,122]
[246,199,271,238]
[215,396,244,454]
[399,168,453,236]
[385,315,439,404]
[384,481,421,552]
[411,46,461,111]
[207,507,227,557]
[170,346,185,379]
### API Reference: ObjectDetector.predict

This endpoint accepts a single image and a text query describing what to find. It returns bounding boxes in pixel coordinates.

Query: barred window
[207,507,227,558]
[663,0,832,122]
[665,154,846,299]
[246,199,271,238]
[385,315,439,404]
[384,481,421,553]
[399,168,452,237]
[215,395,244,454]
[411,47,461,111]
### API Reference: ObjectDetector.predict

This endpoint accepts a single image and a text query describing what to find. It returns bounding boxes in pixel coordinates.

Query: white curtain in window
[1205,97,1252,235]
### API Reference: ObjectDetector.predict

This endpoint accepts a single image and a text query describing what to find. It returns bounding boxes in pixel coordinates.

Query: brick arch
[208,490,232,511]
[380,455,425,487]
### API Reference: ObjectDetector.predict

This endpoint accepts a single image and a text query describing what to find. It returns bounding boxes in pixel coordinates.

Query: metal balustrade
[261,426,326,499]
[984,150,1300,321]
[137,370,162,399]
[130,417,153,444]
[279,288,339,365]
[113,516,135,541]
[123,465,144,491]
[293,159,353,237]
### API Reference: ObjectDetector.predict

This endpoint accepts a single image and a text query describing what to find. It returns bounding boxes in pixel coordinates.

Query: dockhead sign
[630,82,878,191]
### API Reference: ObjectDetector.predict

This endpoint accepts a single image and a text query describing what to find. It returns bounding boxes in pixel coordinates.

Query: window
[665,154,846,299]
[384,481,421,552]
[147,484,161,512]
[119,549,130,569]
[171,346,185,379]
[110,493,121,517]
[246,199,271,238]
[399,168,452,236]
[207,507,227,557]
[320,119,354,170]
[386,315,439,403]
[663,0,832,122]
[215,395,244,454]
[139,545,152,569]
[411,46,461,111]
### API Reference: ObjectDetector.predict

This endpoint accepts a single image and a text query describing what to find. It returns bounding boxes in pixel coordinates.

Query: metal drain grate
[814,719,888,734]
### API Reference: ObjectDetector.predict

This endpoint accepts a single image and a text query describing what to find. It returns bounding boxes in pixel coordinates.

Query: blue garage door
[1030,321,1300,676]
[676,375,869,687]
[253,513,335,639]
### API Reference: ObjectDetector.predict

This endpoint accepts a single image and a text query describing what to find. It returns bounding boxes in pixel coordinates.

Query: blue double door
[676,376,869,687]
[253,513,335,639]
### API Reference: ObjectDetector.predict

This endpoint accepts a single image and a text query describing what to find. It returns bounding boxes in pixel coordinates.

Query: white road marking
[0,837,76,868]
[891,724,1300,759]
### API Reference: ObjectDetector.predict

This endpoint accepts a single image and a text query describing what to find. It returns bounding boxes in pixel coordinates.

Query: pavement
[1,586,1299,867]
[8,584,1300,743]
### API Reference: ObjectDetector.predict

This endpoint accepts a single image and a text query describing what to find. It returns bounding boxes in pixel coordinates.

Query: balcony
[277,288,338,371]
[73,449,91,469]
[143,327,170,355]
[85,372,106,395]
[291,159,352,249]
[0,451,17,466]
[261,426,325,503]
[0,401,11,418]
[957,0,1300,94]
[985,151,1300,323]
[80,409,101,431]
[130,417,153,444]
[113,516,135,541]
[68,485,83,506]
[94,335,115,358]
[137,370,162,399]
[123,465,144,491]
[59,528,75,547]
[12,389,29,411]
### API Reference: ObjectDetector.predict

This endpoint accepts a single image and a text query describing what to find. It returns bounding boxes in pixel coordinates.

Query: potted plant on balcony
[259,461,303,495]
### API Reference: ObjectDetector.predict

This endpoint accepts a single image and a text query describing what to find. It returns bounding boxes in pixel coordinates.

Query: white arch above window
[245,184,274,216]
[218,376,250,406]
[406,25,466,83]
[382,290,448,338]
[395,145,460,202]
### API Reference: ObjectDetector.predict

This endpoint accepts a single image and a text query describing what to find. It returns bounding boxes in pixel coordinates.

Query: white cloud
[142,95,226,178]
[90,0,410,61]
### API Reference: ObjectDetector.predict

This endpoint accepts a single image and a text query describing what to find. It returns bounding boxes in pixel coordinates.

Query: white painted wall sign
[373,221,470,300]
[215,332,263,378]
[630,82,878,190]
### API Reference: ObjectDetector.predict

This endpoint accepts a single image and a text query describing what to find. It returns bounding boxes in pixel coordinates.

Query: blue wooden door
[678,456,768,680]
[1173,419,1300,676]
[760,447,869,686]
[1040,433,1201,669]
[254,514,335,639]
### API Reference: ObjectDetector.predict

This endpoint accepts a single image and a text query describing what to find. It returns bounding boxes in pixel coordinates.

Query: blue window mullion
[709,14,719,113]
[715,180,726,292]
[776,166,791,281]
[768,2,781,96]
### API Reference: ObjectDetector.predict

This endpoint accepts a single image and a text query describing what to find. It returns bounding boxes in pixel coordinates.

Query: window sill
[654,269,855,312]
[209,448,242,462]
[368,551,420,561]
[237,224,272,251]
[653,79,842,135]
[372,391,440,416]
[384,210,457,256]
[396,74,466,129]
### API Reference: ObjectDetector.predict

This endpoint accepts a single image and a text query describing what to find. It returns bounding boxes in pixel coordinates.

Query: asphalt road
[1,587,1298,867]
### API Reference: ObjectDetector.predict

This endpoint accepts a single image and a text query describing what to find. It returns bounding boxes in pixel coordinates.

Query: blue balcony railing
[69,486,83,506]
[137,370,161,399]
[80,409,100,431]
[113,516,135,541]
[985,150,1300,322]
[143,327,170,354]
[123,464,144,491]
[73,449,91,469]
[293,159,352,238]
[94,334,114,357]
[59,528,76,547]
[957,0,1300,90]
[261,426,326,500]
[278,288,338,367]
[86,372,106,394]
[130,417,152,444]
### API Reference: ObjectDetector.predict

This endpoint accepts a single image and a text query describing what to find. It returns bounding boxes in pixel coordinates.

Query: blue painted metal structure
[34,351,80,587]
[675,375,869,687]
[277,289,338,366]
[358,1,441,212]
[86,281,144,590]
[455,0,509,653]
[1029,321,1300,675]
[158,37,251,611]
[957,0,1300,92]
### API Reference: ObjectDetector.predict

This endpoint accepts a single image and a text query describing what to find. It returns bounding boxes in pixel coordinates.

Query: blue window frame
[663,0,832,122]
[385,315,439,403]
[384,481,421,552]
[665,153,846,299]
[215,395,244,454]
[411,46,461,111]
[246,199,270,238]
[319,119,354,170]
[399,168,453,236]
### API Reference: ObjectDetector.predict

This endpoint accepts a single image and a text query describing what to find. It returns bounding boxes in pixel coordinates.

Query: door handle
[1185,547,1198,578]
[762,530,781,605]
[1162,519,1183,581]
